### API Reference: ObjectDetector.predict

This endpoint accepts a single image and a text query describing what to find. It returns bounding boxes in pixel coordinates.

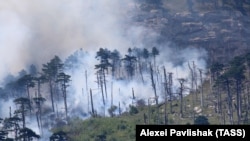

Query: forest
[0,0,250,140]
[1,46,250,140]
[0,46,190,140]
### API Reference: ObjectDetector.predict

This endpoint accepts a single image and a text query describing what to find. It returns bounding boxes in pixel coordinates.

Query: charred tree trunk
[178,78,186,118]
[90,89,95,117]
[62,84,68,119]
[138,61,145,84]
[199,69,204,108]
[132,88,136,106]
[163,67,168,124]
[98,70,105,106]
[103,68,108,100]
[150,63,158,105]
[119,101,121,116]
[168,72,173,113]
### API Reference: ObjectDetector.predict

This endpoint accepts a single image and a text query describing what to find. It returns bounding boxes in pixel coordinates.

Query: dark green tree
[0,130,10,141]
[210,62,224,81]
[14,97,31,129]
[151,47,159,70]
[108,105,118,117]
[42,55,63,112]
[17,74,35,112]
[122,55,137,80]
[110,49,121,79]
[50,131,68,141]
[33,96,46,134]
[194,115,210,125]
[95,48,112,105]
[56,72,71,119]
[3,116,21,140]
[129,105,138,115]
[18,127,40,141]
[225,56,246,124]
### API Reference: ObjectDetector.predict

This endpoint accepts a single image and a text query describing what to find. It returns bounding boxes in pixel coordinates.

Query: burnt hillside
[133,0,250,65]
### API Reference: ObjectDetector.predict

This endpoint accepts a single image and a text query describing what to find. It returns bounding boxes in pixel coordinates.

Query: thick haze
[0,1,208,140]
[0,0,152,82]
[0,0,208,120]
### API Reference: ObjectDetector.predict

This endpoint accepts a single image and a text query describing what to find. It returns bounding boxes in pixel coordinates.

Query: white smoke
[0,0,208,140]
[0,0,137,82]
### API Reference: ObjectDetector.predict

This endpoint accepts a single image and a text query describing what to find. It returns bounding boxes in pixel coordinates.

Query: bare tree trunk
[188,62,195,114]
[150,63,158,105]
[99,70,105,106]
[199,69,204,108]
[193,61,198,102]
[132,88,136,106]
[90,89,95,117]
[103,68,108,100]
[163,67,168,124]
[63,86,68,119]
[85,70,89,113]
[168,72,173,113]
[138,61,144,84]
[36,112,40,133]
[178,78,185,118]
[119,101,121,116]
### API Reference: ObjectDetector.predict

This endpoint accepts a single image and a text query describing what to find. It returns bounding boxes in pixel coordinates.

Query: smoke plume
[0,0,139,81]
[0,0,208,140]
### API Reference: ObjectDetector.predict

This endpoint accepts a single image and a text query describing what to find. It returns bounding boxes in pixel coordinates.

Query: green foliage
[194,115,210,125]
[151,47,159,57]
[42,55,64,80]
[95,48,112,70]
[52,117,136,141]
[0,130,8,140]
[18,127,40,140]
[108,105,118,117]
[225,56,246,80]
[142,48,149,59]
[50,131,69,141]
[129,105,139,115]
[210,62,224,74]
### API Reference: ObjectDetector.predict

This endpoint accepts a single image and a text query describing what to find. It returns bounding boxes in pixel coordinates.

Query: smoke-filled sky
[0,0,151,82]
[0,0,209,140]
[0,0,208,114]
[0,0,207,80]
[0,0,209,114]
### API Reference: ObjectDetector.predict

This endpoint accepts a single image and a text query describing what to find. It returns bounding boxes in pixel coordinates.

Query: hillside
[0,0,250,141]
[50,78,241,140]
[132,0,250,64]
[51,1,250,140]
